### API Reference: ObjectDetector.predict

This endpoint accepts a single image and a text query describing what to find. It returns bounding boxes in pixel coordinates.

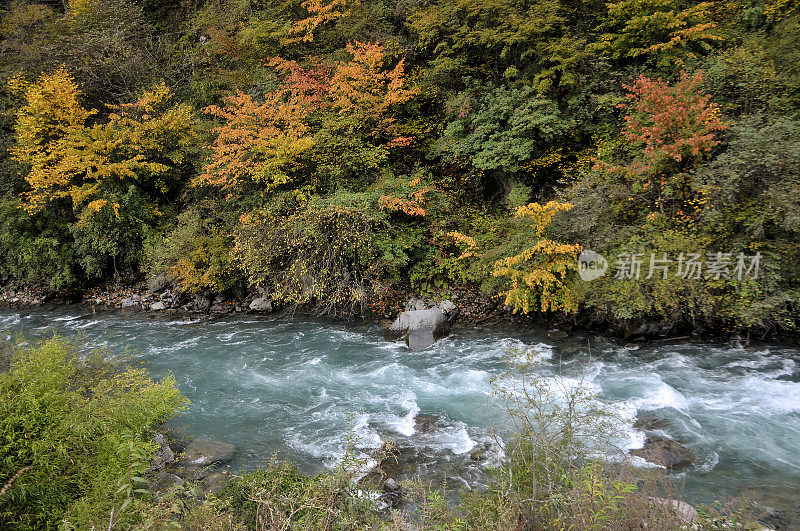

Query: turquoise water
[2,306,799,518]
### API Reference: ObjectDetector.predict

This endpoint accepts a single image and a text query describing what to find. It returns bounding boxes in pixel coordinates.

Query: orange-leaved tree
[493,201,582,314]
[328,42,417,139]
[284,0,356,44]
[194,58,327,195]
[597,70,725,221]
[196,42,416,197]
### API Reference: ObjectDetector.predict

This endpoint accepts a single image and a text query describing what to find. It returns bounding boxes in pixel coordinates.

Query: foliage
[594,0,722,68]
[181,458,384,530]
[0,0,798,333]
[0,198,77,288]
[10,70,197,279]
[408,0,593,92]
[145,208,239,294]
[0,337,187,530]
[597,70,725,220]
[438,80,572,195]
[493,201,582,313]
[233,192,389,314]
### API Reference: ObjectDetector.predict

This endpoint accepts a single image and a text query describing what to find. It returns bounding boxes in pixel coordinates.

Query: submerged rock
[633,412,671,431]
[413,414,440,434]
[631,436,694,469]
[181,439,237,467]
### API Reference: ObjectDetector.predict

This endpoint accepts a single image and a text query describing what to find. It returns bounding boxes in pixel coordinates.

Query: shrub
[233,192,390,314]
[144,209,240,294]
[0,337,187,530]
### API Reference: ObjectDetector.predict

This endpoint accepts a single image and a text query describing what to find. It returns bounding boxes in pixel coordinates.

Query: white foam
[434,425,477,454]
[389,392,420,436]
[53,315,81,321]
[631,376,689,413]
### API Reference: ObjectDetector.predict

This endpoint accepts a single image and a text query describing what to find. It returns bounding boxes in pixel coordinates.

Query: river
[2,306,799,524]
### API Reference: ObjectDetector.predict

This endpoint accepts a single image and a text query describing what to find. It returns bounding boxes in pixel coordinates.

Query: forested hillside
[1,0,799,333]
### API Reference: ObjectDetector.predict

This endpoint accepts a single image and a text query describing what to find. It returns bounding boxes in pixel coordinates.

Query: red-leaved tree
[598,70,725,220]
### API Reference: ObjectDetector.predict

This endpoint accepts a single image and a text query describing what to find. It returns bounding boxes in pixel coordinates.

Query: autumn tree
[597,70,725,220]
[194,58,325,195]
[285,0,356,44]
[493,201,582,313]
[11,70,196,276]
[197,42,416,195]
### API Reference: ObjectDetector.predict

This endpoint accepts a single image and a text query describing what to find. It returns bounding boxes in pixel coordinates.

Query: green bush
[0,337,187,530]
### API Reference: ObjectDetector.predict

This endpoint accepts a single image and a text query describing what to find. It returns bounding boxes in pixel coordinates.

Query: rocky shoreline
[0,280,785,345]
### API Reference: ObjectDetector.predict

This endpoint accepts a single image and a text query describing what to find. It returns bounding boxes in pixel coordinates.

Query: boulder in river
[631,436,694,469]
[249,297,273,312]
[181,439,237,467]
[385,301,459,350]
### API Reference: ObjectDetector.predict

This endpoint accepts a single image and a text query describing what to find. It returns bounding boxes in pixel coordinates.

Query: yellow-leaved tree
[493,201,582,314]
[11,69,197,276]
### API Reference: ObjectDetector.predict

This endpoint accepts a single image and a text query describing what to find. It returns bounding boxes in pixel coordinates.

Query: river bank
[0,280,792,345]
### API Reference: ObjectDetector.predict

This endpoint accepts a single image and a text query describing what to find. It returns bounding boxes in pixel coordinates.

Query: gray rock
[181,439,236,467]
[150,301,166,311]
[469,446,487,461]
[647,497,697,524]
[404,297,427,312]
[120,298,139,310]
[383,478,401,493]
[193,294,211,312]
[249,297,273,312]
[634,412,670,431]
[437,299,457,315]
[548,329,568,340]
[150,471,184,494]
[385,308,450,350]
[202,471,230,496]
[413,414,440,434]
[148,275,171,294]
[631,437,694,469]
[406,327,438,351]
[149,433,175,472]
